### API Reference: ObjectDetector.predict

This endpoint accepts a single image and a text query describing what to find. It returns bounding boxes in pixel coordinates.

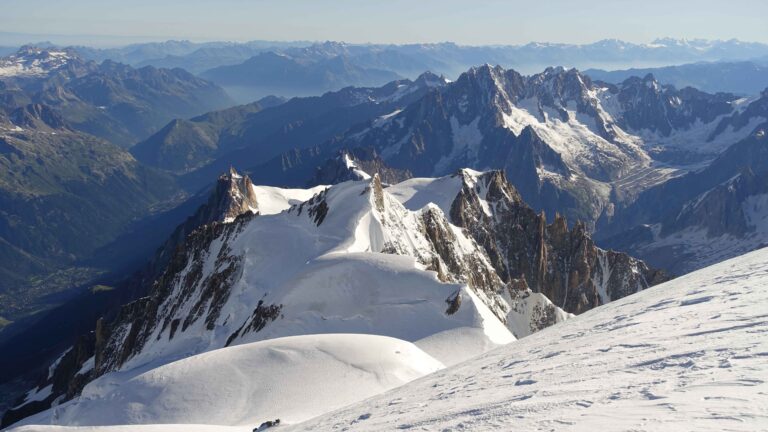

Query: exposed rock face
[150,167,259,276]
[608,73,737,136]
[9,103,69,130]
[325,64,650,224]
[446,170,669,314]
[208,167,260,223]
[94,216,252,375]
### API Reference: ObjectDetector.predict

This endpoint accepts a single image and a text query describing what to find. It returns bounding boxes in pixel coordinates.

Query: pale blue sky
[2,0,767,46]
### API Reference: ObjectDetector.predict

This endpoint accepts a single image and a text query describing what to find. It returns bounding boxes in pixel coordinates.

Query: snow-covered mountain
[289,245,768,432]
[0,46,81,78]
[326,65,761,225]
[2,167,666,428]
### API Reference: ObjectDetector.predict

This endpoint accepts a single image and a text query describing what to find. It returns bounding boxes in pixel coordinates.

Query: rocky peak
[615,73,736,136]
[5,169,669,426]
[413,71,449,89]
[457,64,524,108]
[175,167,260,227]
[213,167,259,223]
[309,148,413,186]
[710,90,768,141]
[525,67,593,107]
[665,167,768,238]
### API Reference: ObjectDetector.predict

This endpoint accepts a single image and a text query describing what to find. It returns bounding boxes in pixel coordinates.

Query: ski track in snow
[288,247,768,432]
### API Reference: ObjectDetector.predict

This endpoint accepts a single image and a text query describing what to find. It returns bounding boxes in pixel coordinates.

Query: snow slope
[11,334,442,428]
[289,247,768,432]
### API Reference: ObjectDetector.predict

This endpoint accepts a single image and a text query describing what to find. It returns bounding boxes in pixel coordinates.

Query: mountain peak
[414,70,450,88]
[210,168,259,223]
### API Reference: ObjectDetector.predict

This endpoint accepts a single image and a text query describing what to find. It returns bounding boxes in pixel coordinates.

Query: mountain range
[1,39,768,431]
[134,63,766,272]
[70,38,768,78]
[133,71,448,181]
[8,38,768,104]
[587,60,768,95]
[0,46,242,331]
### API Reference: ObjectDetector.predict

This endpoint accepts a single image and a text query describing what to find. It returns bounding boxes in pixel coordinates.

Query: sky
[1,0,767,47]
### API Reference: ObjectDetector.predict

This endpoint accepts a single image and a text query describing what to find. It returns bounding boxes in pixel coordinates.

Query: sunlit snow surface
[288,247,768,431]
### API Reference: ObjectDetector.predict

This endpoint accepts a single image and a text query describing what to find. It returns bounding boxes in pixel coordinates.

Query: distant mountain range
[598,89,768,274]
[134,71,449,182]
[201,51,403,102]
[66,38,768,77]
[587,61,768,95]
[0,40,768,426]
[0,46,234,147]
[5,38,768,102]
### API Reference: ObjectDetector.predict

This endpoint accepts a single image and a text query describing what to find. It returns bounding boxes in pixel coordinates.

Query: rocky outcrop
[94,215,252,375]
[447,170,669,314]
